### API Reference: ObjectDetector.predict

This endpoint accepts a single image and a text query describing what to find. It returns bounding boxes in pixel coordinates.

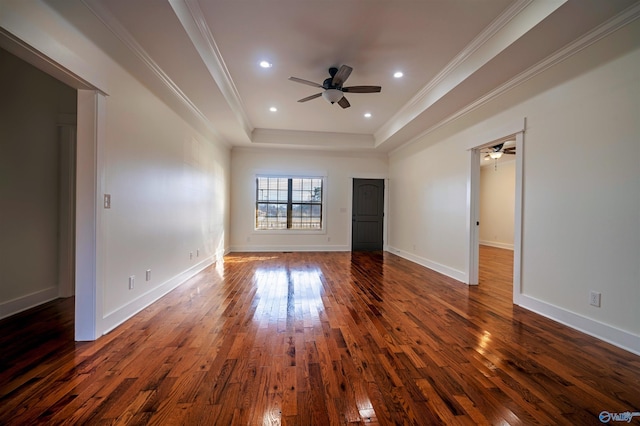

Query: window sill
[253,229,326,235]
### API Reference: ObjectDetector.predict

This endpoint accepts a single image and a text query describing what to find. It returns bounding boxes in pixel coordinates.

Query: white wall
[387,139,470,281]
[0,48,77,318]
[388,20,640,353]
[230,148,388,251]
[0,1,231,335]
[479,160,515,249]
[100,70,230,329]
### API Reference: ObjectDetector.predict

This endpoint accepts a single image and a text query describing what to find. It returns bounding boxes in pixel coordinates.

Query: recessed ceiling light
[393,71,404,78]
[260,60,273,68]
[269,107,278,112]
[364,113,372,118]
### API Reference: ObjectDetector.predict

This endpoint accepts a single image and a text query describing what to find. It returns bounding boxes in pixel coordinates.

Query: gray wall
[0,47,76,315]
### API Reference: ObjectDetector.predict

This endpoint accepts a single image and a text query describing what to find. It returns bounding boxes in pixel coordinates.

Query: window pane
[312,180,322,202]
[256,201,288,229]
[257,177,288,202]
[292,178,303,202]
[291,178,323,202]
[291,202,321,229]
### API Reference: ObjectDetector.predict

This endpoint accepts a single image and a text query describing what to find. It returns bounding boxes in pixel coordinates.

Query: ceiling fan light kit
[481,141,516,170]
[322,89,343,104]
[289,65,382,109]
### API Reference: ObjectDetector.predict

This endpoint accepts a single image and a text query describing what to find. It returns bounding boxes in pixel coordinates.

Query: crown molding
[251,128,376,151]
[170,0,253,138]
[406,0,535,112]
[375,0,566,147]
[80,0,226,144]
[232,144,388,159]
[390,2,640,157]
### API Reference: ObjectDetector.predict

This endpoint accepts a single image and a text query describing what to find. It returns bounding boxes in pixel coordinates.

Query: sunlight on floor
[252,266,326,325]
[476,330,492,355]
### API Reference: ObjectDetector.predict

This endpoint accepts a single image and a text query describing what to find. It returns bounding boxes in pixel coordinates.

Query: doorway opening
[467,122,524,306]
[0,46,77,318]
[478,155,516,301]
[478,143,516,290]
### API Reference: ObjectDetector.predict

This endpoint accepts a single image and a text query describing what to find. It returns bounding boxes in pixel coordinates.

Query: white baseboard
[518,294,640,356]
[0,286,59,320]
[480,240,514,250]
[386,245,467,283]
[385,247,639,356]
[101,255,217,335]
[229,244,350,252]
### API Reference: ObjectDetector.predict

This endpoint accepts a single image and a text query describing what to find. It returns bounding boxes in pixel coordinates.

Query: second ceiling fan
[482,142,515,160]
[289,65,381,109]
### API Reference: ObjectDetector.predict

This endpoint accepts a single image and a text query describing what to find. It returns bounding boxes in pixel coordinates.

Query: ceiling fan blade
[337,96,350,109]
[332,65,353,87]
[297,93,322,103]
[289,77,323,89]
[342,85,382,93]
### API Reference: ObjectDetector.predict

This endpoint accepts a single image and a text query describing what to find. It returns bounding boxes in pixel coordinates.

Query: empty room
[1,0,639,424]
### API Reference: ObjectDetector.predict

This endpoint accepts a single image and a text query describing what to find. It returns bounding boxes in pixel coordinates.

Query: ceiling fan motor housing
[324,67,342,89]
[323,77,336,89]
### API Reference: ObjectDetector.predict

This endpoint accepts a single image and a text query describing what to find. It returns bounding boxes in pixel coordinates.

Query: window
[256,177,323,230]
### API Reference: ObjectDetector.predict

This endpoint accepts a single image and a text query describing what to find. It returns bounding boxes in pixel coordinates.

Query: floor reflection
[350,251,386,308]
[252,265,326,329]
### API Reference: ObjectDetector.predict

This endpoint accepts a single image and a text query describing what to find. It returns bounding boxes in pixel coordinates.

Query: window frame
[255,175,326,233]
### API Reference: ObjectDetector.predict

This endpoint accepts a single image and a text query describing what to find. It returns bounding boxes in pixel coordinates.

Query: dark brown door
[352,179,384,251]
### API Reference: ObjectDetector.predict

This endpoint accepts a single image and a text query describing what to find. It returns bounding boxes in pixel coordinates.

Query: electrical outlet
[589,291,601,307]
[196,249,199,257]
[189,252,193,260]
[129,275,135,290]
[146,269,151,281]
[104,194,111,209]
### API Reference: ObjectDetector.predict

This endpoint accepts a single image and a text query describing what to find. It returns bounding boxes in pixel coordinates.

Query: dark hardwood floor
[1,247,638,425]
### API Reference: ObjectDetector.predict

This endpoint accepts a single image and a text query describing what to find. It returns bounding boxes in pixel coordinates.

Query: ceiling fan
[482,142,515,160]
[288,65,381,109]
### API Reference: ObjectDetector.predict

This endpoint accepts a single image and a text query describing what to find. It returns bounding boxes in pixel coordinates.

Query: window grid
[256,177,323,230]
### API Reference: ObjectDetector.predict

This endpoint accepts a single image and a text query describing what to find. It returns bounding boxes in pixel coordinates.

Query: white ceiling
[44,0,639,153]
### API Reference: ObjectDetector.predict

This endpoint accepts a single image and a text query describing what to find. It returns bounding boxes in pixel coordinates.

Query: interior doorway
[0,46,77,311]
[478,149,516,288]
[467,124,524,306]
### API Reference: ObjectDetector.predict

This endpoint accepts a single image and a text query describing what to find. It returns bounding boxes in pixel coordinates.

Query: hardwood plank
[1,248,638,424]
